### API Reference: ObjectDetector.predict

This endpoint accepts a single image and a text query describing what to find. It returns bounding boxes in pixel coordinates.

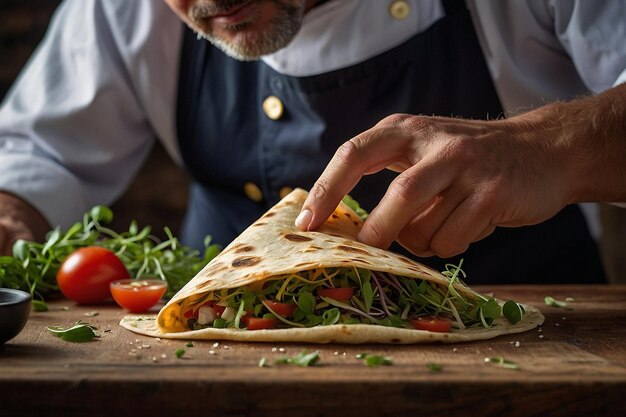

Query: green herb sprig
[544,296,573,310]
[47,321,98,343]
[356,353,393,367]
[275,350,320,367]
[0,205,221,306]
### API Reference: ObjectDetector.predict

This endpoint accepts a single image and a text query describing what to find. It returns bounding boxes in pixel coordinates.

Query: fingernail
[295,209,312,230]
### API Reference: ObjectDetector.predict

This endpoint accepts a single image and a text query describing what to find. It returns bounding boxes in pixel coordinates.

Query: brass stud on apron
[262,95,284,120]
[389,0,410,20]
[243,182,263,202]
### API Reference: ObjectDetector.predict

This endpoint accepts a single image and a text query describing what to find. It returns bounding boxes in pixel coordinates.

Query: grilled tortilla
[121,188,544,343]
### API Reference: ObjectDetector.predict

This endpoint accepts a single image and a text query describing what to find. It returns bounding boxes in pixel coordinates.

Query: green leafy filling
[184,262,525,331]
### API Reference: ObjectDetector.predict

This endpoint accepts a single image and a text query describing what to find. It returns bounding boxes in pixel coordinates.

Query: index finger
[296,125,413,231]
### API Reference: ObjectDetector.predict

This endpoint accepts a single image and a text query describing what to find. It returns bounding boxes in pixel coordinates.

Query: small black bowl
[0,288,32,344]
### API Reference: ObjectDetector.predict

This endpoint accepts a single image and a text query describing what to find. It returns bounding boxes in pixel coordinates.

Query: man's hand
[296,84,626,257]
[0,192,50,255]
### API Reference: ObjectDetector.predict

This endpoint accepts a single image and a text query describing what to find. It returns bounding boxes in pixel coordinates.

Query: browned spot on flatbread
[390,338,401,343]
[398,256,415,265]
[337,245,369,255]
[344,212,352,218]
[295,262,315,268]
[205,263,227,275]
[252,222,267,226]
[331,214,339,219]
[351,258,371,264]
[283,233,313,242]
[353,221,359,226]
[234,245,255,254]
[231,256,262,268]
[264,212,276,217]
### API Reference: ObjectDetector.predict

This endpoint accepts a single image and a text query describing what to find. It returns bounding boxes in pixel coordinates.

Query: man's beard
[190,0,306,61]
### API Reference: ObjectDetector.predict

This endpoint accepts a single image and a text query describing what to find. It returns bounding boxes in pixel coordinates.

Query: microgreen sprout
[0,205,221,303]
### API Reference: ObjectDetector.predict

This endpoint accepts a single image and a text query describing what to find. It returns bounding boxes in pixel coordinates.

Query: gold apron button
[262,95,284,120]
[389,0,410,20]
[244,182,263,202]
[279,186,293,199]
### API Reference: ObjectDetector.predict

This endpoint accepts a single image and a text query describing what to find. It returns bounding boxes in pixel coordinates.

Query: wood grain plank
[1,285,625,417]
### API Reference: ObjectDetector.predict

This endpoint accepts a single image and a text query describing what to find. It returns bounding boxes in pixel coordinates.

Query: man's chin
[197,29,292,61]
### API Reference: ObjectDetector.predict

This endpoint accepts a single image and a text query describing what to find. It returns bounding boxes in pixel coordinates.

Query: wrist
[0,192,50,244]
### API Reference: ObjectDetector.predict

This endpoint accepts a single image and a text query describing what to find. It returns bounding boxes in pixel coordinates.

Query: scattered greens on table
[47,321,99,343]
[426,362,443,372]
[544,296,573,310]
[356,353,393,367]
[484,356,520,370]
[0,205,221,308]
[275,350,321,367]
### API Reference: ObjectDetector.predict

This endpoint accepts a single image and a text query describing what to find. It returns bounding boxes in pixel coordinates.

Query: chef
[1,0,625,284]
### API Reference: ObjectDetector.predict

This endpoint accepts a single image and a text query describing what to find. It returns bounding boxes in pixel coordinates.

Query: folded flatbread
[121,188,544,343]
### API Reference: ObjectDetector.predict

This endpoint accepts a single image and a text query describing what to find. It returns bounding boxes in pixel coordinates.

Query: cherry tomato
[110,279,167,313]
[409,315,452,333]
[57,246,130,304]
[241,316,277,330]
[263,300,296,317]
[317,287,354,301]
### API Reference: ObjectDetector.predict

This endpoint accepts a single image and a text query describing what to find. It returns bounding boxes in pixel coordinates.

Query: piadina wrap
[121,188,544,343]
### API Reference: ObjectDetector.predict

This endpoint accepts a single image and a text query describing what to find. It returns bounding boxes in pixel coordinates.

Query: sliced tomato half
[242,316,278,330]
[263,300,296,317]
[317,287,354,301]
[409,315,452,333]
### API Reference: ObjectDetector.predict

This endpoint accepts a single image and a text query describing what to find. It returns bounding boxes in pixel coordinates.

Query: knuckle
[430,235,467,258]
[334,139,361,166]
[387,174,422,206]
[360,217,392,249]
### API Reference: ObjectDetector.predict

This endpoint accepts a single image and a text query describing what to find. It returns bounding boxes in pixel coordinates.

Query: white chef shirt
[0,0,624,230]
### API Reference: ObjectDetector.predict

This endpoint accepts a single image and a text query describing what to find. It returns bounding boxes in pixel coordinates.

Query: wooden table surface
[1,285,625,417]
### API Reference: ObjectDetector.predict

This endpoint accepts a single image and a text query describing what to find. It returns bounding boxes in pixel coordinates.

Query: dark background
[0,0,189,239]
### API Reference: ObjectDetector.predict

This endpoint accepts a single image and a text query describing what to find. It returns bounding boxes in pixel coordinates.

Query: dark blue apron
[176,0,606,284]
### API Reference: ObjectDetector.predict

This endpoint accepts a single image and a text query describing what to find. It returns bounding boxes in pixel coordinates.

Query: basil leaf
[297,291,316,316]
[478,298,501,328]
[502,300,525,324]
[47,322,98,343]
[322,308,340,326]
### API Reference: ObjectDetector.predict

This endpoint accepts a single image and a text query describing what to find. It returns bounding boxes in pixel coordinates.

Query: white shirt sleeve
[0,0,182,229]
[469,0,626,115]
